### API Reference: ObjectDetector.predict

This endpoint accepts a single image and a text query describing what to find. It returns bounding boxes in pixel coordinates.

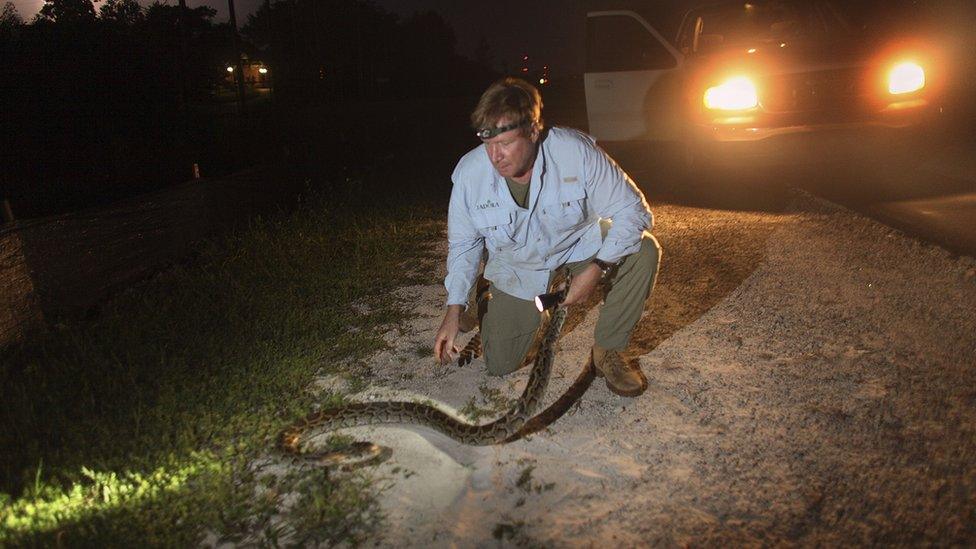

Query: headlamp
[888,61,925,95]
[476,120,530,140]
[703,76,759,111]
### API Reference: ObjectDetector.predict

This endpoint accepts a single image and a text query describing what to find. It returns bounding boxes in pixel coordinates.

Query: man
[433,77,661,397]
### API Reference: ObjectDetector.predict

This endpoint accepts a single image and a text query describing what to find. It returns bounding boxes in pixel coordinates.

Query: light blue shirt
[445,126,653,305]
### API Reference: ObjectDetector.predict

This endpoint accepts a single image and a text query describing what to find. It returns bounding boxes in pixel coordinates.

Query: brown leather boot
[591,346,647,397]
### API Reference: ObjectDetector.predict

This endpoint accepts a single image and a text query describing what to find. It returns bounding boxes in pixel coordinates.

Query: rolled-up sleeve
[582,139,653,264]
[444,181,484,307]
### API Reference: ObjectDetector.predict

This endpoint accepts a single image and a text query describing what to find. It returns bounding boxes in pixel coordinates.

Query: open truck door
[585,10,683,143]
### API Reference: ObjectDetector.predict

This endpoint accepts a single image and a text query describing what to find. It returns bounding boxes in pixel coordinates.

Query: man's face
[482,118,539,180]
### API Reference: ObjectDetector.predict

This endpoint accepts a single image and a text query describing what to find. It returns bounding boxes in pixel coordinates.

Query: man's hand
[433,305,464,364]
[562,263,602,306]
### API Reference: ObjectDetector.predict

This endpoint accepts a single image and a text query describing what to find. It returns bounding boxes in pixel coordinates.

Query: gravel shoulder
[310,191,976,546]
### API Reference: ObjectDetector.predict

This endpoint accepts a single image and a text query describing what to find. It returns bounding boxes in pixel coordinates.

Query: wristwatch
[591,258,615,280]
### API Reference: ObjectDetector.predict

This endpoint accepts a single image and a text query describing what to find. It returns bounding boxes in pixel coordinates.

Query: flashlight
[534,287,567,312]
[536,269,572,311]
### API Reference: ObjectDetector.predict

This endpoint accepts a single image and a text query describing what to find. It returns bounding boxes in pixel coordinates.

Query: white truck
[583,1,942,172]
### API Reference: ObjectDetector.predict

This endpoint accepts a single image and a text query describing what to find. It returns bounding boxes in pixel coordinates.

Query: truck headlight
[703,76,759,110]
[888,61,925,95]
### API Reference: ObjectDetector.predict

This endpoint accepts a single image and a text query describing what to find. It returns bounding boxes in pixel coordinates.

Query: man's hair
[470,77,544,134]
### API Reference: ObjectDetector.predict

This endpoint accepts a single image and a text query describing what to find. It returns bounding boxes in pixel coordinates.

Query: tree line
[241,0,497,102]
[0,0,498,217]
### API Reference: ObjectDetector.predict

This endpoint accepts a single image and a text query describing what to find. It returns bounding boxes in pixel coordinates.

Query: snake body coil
[279,304,568,457]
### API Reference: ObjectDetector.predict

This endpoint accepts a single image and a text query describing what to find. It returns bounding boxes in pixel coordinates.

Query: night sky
[10,0,596,75]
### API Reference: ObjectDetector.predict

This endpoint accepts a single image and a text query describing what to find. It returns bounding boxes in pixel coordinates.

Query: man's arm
[433,304,464,364]
[436,178,484,362]
[582,139,653,264]
[563,136,651,306]
[562,262,604,306]
[444,180,484,308]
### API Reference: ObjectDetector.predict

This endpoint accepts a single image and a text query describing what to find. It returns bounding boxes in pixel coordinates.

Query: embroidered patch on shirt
[562,176,578,183]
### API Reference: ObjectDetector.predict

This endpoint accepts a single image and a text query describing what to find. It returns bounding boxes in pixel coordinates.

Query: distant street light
[226,66,234,72]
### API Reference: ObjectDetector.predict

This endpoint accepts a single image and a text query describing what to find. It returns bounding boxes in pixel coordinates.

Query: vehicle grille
[761,67,867,116]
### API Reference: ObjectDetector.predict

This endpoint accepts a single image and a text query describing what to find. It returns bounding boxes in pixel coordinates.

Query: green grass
[0,178,444,545]
[459,381,514,423]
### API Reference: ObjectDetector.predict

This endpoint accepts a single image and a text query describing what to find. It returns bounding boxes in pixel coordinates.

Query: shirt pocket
[472,209,516,252]
[542,182,588,230]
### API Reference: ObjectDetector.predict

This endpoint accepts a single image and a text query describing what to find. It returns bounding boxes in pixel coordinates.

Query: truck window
[586,14,677,72]
[685,0,857,54]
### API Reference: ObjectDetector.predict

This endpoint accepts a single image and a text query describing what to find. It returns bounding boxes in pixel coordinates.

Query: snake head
[549,267,571,292]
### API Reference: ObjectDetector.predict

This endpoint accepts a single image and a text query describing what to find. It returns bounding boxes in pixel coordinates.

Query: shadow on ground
[512,148,793,437]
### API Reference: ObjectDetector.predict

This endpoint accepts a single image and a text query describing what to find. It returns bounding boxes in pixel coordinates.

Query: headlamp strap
[477,120,530,140]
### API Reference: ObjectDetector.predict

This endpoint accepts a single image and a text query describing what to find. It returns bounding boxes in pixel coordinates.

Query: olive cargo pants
[479,231,661,376]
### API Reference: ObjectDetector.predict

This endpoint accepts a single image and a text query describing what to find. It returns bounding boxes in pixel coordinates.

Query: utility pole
[177,0,188,114]
[177,0,193,179]
[227,0,247,115]
[264,0,274,100]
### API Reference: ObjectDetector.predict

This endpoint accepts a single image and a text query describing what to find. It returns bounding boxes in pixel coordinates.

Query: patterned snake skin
[279,295,568,457]
[455,332,482,367]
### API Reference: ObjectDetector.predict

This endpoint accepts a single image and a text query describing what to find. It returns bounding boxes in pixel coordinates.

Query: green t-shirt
[505,177,530,209]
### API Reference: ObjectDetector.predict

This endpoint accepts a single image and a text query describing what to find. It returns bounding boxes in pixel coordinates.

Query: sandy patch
[300,192,976,546]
